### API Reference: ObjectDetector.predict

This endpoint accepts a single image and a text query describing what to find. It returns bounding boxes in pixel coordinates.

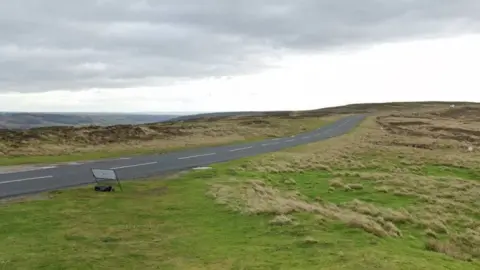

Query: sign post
[91,168,123,192]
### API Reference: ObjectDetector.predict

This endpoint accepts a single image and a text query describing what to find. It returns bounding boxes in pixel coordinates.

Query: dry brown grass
[0,115,340,157]
[243,105,480,173]
[207,179,403,238]
[220,104,480,261]
[269,214,294,225]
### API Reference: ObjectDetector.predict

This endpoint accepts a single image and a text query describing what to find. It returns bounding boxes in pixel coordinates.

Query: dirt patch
[389,142,435,150]
[386,121,431,126]
[428,126,480,137]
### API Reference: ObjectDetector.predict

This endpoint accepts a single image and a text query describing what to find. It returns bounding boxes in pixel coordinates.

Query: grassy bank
[1,109,479,269]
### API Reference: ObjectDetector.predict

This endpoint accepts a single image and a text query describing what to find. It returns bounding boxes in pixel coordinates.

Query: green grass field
[0,162,478,269]
[1,114,479,269]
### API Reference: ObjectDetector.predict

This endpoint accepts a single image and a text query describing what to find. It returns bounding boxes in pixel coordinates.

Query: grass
[0,115,339,166]
[0,137,264,166]
[2,105,480,269]
[422,164,480,179]
[0,166,477,269]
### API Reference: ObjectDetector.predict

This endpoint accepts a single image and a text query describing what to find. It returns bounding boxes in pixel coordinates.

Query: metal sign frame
[91,168,123,191]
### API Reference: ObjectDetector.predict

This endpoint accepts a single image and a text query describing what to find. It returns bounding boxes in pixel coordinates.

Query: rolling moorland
[0,111,344,166]
[1,101,469,165]
[0,112,182,129]
[0,111,296,130]
[1,101,480,269]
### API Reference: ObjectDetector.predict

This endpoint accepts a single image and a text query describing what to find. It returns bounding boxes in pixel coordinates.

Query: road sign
[91,168,123,191]
[92,169,117,180]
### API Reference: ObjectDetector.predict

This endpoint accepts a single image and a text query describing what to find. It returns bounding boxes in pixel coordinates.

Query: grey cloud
[1,0,479,92]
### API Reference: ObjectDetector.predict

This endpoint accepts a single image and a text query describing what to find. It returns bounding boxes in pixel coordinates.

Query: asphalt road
[0,114,365,198]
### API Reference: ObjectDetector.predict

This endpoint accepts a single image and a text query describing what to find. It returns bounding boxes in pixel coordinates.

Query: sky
[1,1,480,113]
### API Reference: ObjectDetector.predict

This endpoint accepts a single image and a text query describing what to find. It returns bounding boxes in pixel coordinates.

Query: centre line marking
[66,162,83,165]
[0,166,57,175]
[262,142,279,146]
[178,153,216,160]
[0,175,53,185]
[111,161,158,170]
[229,146,253,152]
[285,139,294,142]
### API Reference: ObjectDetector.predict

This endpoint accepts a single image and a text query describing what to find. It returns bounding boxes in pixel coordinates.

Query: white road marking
[0,166,57,175]
[102,157,132,161]
[178,153,216,160]
[0,175,53,185]
[302,136,310,139]
[229,146,253,152]
[66,162,83,165]
[82,157,132,164]
[336,119,351,128]
[193,167,212,170]
[110,161,158,170]
[41,166,57,169]
[285,139,295,142]
[262,142,279,146]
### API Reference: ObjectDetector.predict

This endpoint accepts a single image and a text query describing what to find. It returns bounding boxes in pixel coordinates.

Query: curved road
[0,114,365,198]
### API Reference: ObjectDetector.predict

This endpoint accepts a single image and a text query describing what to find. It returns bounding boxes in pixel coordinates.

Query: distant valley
[0,112,183,129]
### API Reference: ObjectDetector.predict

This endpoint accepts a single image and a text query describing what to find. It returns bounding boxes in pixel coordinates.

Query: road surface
[0,114,365,198]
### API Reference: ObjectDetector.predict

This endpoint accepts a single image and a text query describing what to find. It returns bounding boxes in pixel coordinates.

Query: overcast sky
[1,1,480,112]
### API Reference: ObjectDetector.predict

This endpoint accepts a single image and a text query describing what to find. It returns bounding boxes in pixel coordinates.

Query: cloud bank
[1,0,479,93]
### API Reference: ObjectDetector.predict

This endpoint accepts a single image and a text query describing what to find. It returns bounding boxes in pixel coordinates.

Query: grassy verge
[1,111,479,269]
[0,137,262,166]
[0,116,338,166]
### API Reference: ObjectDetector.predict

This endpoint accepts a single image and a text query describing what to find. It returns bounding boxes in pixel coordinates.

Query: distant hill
[167,101,476,122]
[0,112,181,129]
[168,111,266,122]
[2,101,474,129]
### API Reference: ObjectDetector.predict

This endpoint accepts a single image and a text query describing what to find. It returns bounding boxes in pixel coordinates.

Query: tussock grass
[269,214,294,225]
[223,105,480,263]
[208,180,405,238]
